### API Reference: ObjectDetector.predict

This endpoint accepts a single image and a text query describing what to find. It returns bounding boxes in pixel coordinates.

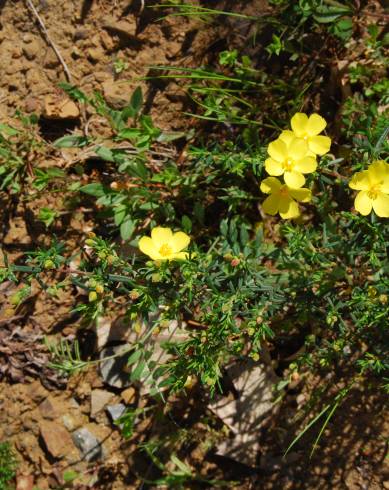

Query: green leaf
[80,183,106,197]
[313,5,352,23]
[0,123,19,136]
[127,349,142,366]
[120,217,135,240]
[54,135,88,148]
[131,86,143,114]
[131,361,146,381]
[95,145,115,162]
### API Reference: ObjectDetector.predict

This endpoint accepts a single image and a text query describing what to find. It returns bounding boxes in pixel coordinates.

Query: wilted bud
[367,286,377,298]
[129,290,140,300]
[87,231,96,238]
[44,259,55,270]
[110,181,119,190]
[89,291,98,302]
[379,294,388,304]
[230,258,240,267]
[107,254,116,265]
[95,284,104,294]
[223,253,233,261]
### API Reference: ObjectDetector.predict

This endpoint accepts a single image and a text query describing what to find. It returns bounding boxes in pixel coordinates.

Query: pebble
[106,403,126,423]
[102,80,131,109]
[90,389,114,417]
[121,386,136,404]
[72,427,105,462]
[39,421,76,459]
[23,39,40,60]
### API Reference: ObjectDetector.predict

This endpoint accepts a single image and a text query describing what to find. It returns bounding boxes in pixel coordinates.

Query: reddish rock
[39,421,76,459]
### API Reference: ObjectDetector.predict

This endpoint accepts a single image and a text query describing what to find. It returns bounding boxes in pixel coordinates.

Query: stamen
[159,244,173,257]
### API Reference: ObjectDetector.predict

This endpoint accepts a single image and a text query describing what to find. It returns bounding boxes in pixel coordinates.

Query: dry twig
[24,0,73,82]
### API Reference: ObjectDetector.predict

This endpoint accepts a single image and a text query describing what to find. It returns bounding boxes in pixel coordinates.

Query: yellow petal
[291,113,309,138]
[138,236,161,260]
[288,138,309,160]
[279,196,300,219]
[171,231,190,253]
[368,160,389,185]
[381,177,389,193]
[349,170,370,191]
[279,130,295,146]
[307,114,327,136]
[354,191,373,215]
[267,139,287,162]
[294,156,317,174]
[284,170,305,188]
[262,194,280,215]
[265,158,284,176]
[260,177,282,194]
[372,193,389,218]
[308,135,331,155]
[151,227,173,248]
[289,187,312,203]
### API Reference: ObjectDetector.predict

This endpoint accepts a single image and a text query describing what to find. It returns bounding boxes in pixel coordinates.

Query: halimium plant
[0,17,388,456]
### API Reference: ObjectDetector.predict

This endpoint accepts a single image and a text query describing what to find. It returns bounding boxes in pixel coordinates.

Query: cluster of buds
[88,278,104,302]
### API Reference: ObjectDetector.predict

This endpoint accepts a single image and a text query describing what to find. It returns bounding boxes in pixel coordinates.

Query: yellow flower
[265,133,317,188]
[349,160,389,217]
[260,177,311,219]
[281,112,331,156]
[138,227,191,261]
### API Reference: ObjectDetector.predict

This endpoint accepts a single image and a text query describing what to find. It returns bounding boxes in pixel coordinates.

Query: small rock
[102,80,131,109]
[38,398,59,419]
[24,96,41,114]
[23,39,40,60]
[43,94,80,119]
[16,474,34,490]
[39,421,76,459]
[43,48,60,68]
[27,380,48,404]
[87,47,105,62]
[106,404,126,423]
[121,387,136,404]
[72,427,104,462]
[100,344,132,389]
[90,389,114,417]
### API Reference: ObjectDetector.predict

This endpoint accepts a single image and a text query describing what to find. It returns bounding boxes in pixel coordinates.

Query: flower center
[284,158,294,171]
[279,185,289,197]
[159,244,173,257]
[367,185,381,200]
[303,135,308,141]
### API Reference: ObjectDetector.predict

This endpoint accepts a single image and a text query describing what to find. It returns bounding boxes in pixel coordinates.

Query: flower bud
[44,259,55,270]
[151,273,161,283]
[85,239,95,247]
[95,284,104,294]
[230,258,240,267]
[89,291,98,302]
